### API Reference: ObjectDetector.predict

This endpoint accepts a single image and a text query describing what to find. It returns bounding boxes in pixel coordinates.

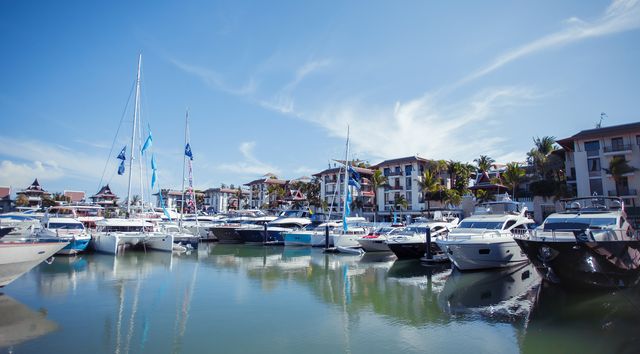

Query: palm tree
[267,184,285,209]
[417,169,442,212]
[604,156,637,196]
[474,155,495,173]
[475,189,495,204]
[15,194,29,207]
[528,136,557,179]
[443,189,462,208]
[235,187,246,210]
[131,195,141,206]
[370,170,388,222]
[394,194,409,211]
[502,162,525,198]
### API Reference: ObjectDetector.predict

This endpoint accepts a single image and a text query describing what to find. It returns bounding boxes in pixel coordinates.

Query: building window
[405,177,412,189]
[611,137,624,150]
[587,157,601,176]
[584,140,600,157]
[406,192,412,205]
[384,168,390,176]
[589,178,603,196]
[637,135,640,146]
[395,166,401,174]
[405,165,413,175]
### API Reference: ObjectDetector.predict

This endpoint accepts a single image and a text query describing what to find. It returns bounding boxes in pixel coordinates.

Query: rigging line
[97,79,136,192]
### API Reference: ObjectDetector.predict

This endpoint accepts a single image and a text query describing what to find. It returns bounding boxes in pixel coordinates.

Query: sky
[1,0,639,199]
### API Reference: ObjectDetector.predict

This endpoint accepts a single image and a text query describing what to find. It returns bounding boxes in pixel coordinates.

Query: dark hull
[212,227,243,244]
[388,242,443,260]
[515,238,640,289]
[237,229,286,244]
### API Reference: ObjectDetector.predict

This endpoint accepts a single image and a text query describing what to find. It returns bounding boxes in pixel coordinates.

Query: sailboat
[92,54,174,254]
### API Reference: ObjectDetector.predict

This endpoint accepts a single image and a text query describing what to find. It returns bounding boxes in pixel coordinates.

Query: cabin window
[503,220,516,229]
[584,140,600,156]
[457,221,503,229]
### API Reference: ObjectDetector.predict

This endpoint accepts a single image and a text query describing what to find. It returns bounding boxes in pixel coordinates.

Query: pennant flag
[117,146,127,160]
[151,154,157,171]
[158,191,171,221]
[348,177,361,190]
[141,131,153,155]
[348,165,361,181]
[151,170,157,189]
[185,143,193,160]
[117,160,125,175]
[343,188,352,232]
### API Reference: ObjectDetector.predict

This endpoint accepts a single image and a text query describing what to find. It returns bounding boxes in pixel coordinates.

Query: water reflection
[0,295,58,348]
[5,244,640,354]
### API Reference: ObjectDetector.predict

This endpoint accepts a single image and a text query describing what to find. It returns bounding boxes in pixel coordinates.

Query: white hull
[145,233,174,252]
[357,238,390,252]
[92,233,147,255]
[436,238,528,270]
[311,233,331,247]
[332,233,364,248]
[0,242,68,287]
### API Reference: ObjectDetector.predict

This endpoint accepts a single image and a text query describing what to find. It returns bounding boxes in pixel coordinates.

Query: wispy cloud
[170,59,257,96]
[259,58,331,115]
[462,0,640,84]
[0,136,127,191]
[218,141,281,176]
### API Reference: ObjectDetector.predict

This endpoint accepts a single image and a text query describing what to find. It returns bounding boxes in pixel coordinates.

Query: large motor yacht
[436,200,534,270]
[514,197,640,288]
[386,213,459,259]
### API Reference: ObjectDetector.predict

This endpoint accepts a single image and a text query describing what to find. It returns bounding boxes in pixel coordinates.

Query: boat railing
[513,227,637,241]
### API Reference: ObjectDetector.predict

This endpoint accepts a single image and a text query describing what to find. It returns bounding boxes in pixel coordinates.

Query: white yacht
[436,200,534,270]
[37,217,91,255]
[386,213,460,259]
[330,217,371,249]
[357,224,405,252]
[92,219,172,254]
[1,239,68,287]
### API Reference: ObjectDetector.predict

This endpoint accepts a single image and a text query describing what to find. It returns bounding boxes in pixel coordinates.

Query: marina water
[2,244,640,354]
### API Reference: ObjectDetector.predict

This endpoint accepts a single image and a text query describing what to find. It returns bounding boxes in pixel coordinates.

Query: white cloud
[170,59,257,96]
[217,141,281,176]
[462,0,640,83]
[0,160,64,188]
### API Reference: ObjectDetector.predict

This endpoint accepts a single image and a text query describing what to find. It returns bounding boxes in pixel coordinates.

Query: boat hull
[91,233,147,255]
[237,228,268,244]
[358,238,390,252]
[515,238,640,289]
[145,234,174,252]
[387,242,429,259]
[436,239,528,270]
[58,237,91,255]
[0,241,68,287]
[212,227,243,244]
[284,232,313,247]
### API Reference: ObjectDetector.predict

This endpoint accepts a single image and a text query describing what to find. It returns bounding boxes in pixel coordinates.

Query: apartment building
[557,122,640,207]
[313,166,374,216]
[244,176,289,209]
[371,156,450,217]
[203,187,249,213]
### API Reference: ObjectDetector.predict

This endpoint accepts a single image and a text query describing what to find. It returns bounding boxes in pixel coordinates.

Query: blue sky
[1,0,639,198]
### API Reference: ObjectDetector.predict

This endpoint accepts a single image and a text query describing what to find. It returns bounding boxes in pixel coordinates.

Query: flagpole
[126,53,142,216]
[342,125,350,230]
[180,110,188,229]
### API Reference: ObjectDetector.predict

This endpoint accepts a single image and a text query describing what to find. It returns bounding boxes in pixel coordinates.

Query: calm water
[2,244,640,354]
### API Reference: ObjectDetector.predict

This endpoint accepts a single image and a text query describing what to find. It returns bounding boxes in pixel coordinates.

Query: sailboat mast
[342,126,350,223]
[180,110,188,227]
[126,54,142,215]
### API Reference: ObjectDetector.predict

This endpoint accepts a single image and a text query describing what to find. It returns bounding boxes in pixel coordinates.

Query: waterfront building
[557,122,640,207]
[370,156,451,220]
[63,190,85,204]
[155,189,205,211]
[203,187,249,213]
[16,179,50,208]
[0,186,12,212]
[244,175,289,209]
[90,185,119,211]
[313,166,374,217]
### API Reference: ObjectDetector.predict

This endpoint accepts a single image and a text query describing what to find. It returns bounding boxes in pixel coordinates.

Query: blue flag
[343,188,352,232]
[158,191,171,221]
[141,131,152,155]
[185,143,193,160]
[151,154,157,171]
[117,146,126,160]
[151,170,157,189]
[348,177,361,190]
[348,165,361,181]
[117,160,125,175]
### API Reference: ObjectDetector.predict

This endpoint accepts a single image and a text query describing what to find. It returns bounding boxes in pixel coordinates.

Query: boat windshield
[457,221,504,229]
[48,222,84,230]
[543,217,618,230]
[400,226,428,234]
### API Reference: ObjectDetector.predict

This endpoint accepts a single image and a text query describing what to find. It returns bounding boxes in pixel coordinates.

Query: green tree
[527,136,557,179]
[41,195,56,208]
[604,156,638,196]
[394,194,409,211]
[443,189,462,208]
[236,187,246,210]
[502,162,525,198]
[475,189,495,204]
[417,169,442,212]
[267,184,286,208]
[474,155,495,173]
[15,194,29,207]
[52,192,71,204]
[370,170,388,223]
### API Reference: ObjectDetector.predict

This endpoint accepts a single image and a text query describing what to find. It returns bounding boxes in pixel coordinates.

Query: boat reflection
[522,282,640,354]
[35,256,89,296]
[438,263,540,320]
[0,295,58,348]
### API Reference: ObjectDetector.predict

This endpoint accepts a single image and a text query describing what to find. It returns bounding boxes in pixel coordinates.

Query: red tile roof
[0,187,10,199]
[64,190,85,202]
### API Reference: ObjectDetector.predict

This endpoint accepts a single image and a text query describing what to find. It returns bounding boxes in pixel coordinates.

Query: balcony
[385,185,404,191]
[608,189,637,197]
[603,144,633,155]
[386,171,403,177]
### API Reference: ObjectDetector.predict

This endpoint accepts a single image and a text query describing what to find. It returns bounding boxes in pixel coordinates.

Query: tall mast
[126,53,142,215]
[342,126,350,223]
[180,110,188,227]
